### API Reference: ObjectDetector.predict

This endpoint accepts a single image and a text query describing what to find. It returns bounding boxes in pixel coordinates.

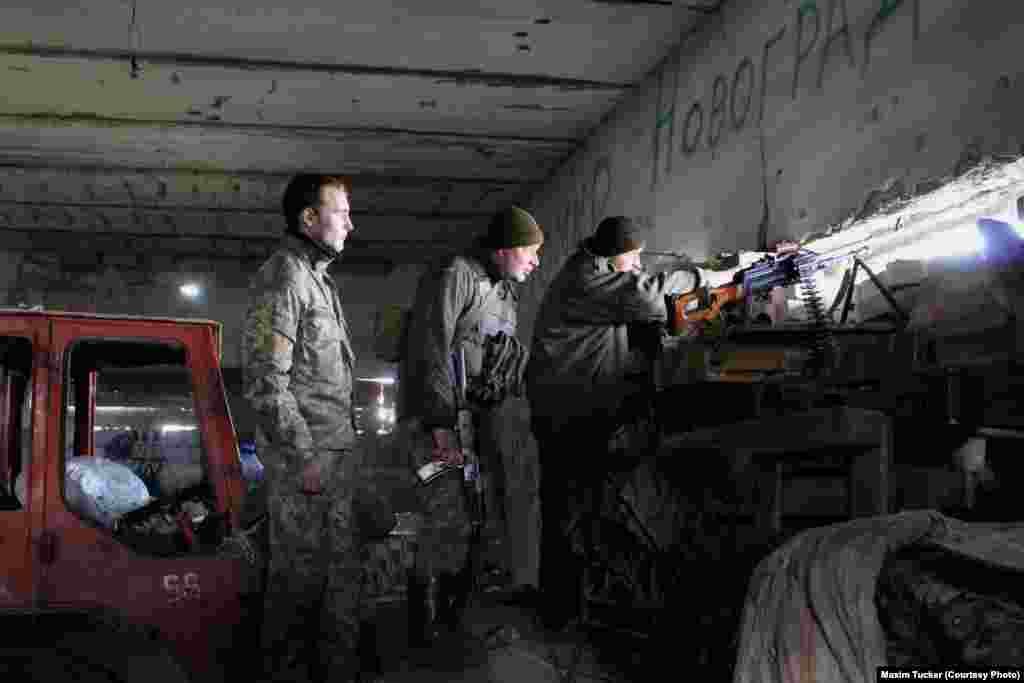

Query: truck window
[0,337,32,511]
[61,339,224,555]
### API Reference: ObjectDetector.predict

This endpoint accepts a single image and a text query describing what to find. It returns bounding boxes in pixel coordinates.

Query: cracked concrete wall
[519,0,1024,341]
[502,0,1024,587]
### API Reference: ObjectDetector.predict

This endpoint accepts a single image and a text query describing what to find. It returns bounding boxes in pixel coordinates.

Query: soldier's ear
[301,206,318,229]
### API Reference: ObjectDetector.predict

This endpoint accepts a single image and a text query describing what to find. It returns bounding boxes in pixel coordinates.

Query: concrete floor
[361,590,642,683]
[354,508,669,683]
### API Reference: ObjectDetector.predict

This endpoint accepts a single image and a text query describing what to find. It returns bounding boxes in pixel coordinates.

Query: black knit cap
[482,207,544,249]
[585,216,645,257]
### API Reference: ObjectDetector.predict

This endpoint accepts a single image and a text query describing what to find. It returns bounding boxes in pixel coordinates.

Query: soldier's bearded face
[304,185,353,254]
[495,244,541,282]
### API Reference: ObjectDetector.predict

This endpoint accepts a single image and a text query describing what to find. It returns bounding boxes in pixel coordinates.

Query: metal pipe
[977,426,1024,440]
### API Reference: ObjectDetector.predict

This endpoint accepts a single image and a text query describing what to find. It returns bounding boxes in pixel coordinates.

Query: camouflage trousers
[400,419,474,576]
[260,447,363,683]
[400,411,509,577]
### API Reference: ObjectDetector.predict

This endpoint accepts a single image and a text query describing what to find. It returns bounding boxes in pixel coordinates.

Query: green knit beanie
[483,207,544,249]
[586,216,645,257]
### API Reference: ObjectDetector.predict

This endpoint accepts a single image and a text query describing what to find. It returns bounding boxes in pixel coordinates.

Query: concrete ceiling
[0,1,720,269]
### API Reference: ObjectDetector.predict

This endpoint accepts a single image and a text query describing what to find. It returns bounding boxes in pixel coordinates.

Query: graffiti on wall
[530,0,925,305]
[651,0,921,189]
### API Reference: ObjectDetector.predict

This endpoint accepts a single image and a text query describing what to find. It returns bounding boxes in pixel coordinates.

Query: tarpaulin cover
[733,510,1024,682]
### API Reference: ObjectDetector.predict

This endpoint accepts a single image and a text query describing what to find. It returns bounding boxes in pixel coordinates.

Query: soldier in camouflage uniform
[398,207,543,648]
[242,174,362,683]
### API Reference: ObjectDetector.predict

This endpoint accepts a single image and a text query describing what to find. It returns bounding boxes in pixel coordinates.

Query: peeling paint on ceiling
[0,1,717,265]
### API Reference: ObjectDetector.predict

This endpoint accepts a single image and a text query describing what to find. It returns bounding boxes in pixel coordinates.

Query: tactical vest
[453,259,517,382]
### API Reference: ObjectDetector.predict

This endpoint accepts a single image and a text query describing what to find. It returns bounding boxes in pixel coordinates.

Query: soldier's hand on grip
[431,428,464,466]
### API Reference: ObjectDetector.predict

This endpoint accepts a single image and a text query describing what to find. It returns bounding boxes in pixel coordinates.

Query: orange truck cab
[0,310,263,681]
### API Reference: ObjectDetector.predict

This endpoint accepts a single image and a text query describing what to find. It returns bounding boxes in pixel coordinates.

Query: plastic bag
[65,456,154,529]
[238,440,264,482]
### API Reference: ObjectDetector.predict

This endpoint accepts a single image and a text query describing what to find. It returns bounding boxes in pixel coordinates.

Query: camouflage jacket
[397,248,518,430]
[527,246,698,421]
[242,233,356,459]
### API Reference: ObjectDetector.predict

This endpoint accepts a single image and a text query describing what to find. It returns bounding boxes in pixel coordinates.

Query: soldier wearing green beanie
[397,206,543,654]
[480,206,545,253]
[526,215,744,631]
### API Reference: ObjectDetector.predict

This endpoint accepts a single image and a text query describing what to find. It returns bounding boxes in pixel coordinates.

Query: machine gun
[667,249,803,331]
[666,247,910,333]
[665,247,910,375]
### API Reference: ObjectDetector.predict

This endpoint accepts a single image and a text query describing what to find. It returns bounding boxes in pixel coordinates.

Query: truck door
[40,317,245,680]
[0,315,48,609]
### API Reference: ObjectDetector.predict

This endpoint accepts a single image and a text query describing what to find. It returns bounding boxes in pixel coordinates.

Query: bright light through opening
[885,224,986,263]
[95,406,159,414]
[161,424,198,433]
[179,283,202,299]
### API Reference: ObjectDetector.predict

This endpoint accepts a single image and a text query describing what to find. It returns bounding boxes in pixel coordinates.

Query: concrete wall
[519,0,1024,339]
[14,1,1023,372]
[498,0,1024,583]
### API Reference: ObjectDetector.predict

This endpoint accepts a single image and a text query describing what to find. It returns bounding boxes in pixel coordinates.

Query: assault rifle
[451,347,484,527]
[410,347,487,628]
[450,346,486,608]
[414,347,484,504]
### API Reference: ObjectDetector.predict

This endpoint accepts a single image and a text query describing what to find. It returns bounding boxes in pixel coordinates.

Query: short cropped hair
[281,174,351,234]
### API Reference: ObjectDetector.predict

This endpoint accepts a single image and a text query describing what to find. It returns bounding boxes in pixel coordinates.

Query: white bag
[65,456,153,529]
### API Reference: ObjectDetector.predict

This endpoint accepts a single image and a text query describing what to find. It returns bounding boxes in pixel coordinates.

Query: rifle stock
[668,283,744,333]
[452,347,485,526]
